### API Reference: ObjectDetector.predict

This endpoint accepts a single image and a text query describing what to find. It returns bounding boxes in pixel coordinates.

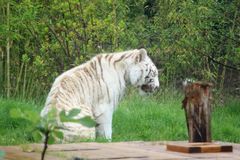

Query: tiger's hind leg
[61,104,96,142]
[61,123,96,142]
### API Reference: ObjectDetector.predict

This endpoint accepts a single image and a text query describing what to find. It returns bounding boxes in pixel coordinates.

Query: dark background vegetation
[0,0,240,100]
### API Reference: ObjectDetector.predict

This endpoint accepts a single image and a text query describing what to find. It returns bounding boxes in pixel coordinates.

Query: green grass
[0,91,240,145]
[212,98,240,143]
[113,92,240,143]
[112,92,187,141]
[0,98,42,145]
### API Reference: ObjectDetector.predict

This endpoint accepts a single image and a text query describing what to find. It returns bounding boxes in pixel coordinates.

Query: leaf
[53,130,64,140]
[59,110,78,123]
[48,134,55,144]
[25,110,40,124]
[36,124,48,134]
[79,116,96,128]
[54,125,66,130]
[59,109,95,127]
[46,108,58,120]
[59,110,68,122]
[67,108,81,118]
[32,131,43,142]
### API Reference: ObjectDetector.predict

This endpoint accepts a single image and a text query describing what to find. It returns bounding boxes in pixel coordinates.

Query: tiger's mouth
[141,84,154,93]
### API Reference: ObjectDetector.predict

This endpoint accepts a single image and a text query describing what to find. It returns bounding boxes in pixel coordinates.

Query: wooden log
[182,81,213,142]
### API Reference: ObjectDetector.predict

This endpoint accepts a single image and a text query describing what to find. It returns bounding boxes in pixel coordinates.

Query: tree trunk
[6,2,10,98]
[219,60,227,92]
[112,0,117,51]
[14,62,24,97]
[0,48,3,94]
[23,63,27,98]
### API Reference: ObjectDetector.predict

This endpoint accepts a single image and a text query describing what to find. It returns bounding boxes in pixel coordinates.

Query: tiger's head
[128,48,160,95]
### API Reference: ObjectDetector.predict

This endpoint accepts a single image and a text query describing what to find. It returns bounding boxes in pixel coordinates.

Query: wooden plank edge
[166,144,194,153]
[166,144,233,153]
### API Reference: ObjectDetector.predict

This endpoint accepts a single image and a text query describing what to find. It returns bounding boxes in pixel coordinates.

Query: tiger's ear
[135,48,147,62]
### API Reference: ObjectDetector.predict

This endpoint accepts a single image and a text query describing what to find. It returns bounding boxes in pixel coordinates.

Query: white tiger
[40,48,159,141]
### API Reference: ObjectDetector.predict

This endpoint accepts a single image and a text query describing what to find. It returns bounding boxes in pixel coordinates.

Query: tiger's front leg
[95,107,113,141]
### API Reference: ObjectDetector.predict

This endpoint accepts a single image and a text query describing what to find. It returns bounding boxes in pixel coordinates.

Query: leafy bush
[10,107,96,160]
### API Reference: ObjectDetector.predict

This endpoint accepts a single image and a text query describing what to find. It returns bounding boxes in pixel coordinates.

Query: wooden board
[0,141,238,160]
[167,142,233,153]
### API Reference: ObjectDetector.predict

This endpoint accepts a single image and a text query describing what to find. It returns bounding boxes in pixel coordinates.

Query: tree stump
[166,81,233,153]
[182,81,213,142]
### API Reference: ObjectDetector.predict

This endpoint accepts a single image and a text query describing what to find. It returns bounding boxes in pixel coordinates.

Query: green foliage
[0,0,239,98]
[78,116,97,128]
[9,104,95,160]
[0,97,97,145]
[10,107,58,143]
[10,107,95,142]
[59,108,81,123]
[60,109,96,127]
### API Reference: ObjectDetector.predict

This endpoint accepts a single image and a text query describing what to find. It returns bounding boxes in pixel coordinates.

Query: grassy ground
[113,91,240,143]
[0,91,240,145]
[0,98,42,145]
[113,91,187,141]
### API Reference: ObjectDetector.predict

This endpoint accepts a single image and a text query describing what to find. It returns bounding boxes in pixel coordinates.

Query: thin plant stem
[41,131,49,160]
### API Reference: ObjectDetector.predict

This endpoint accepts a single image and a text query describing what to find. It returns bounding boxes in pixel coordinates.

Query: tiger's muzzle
[141,84,159,93]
